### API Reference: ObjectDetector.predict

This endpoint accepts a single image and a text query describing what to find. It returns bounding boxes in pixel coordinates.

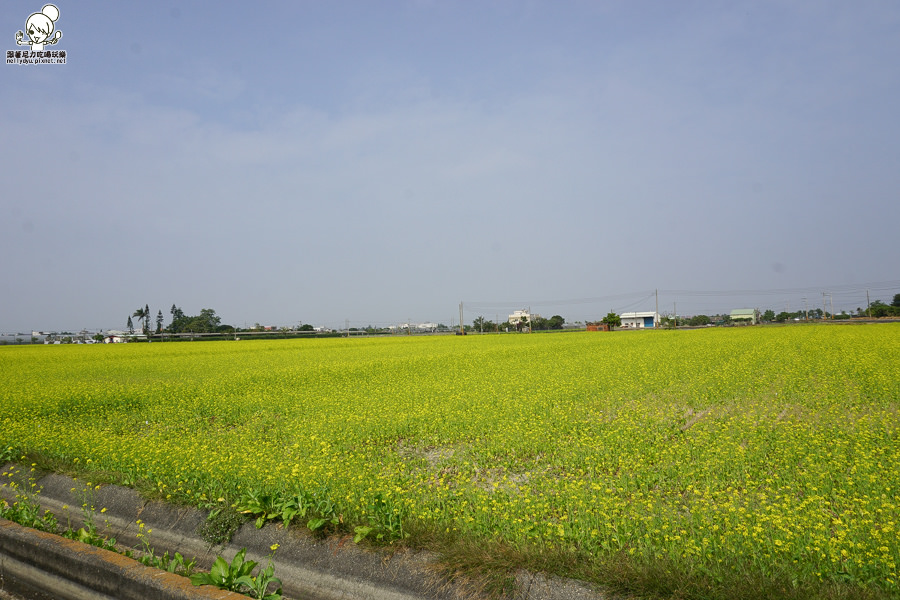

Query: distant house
[507,309,542,331]
[389,322,438,332]
[620,311,660,329]
[730,308,760,324]
[508,309,541,324]
[103,329,146,343]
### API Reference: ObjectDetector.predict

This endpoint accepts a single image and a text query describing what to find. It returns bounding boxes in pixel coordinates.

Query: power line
[463,291,656,311]
[661,279,900,297]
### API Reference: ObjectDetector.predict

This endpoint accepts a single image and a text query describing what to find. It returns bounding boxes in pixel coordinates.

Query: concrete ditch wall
[0,465,607,600]
[0,518,245,600]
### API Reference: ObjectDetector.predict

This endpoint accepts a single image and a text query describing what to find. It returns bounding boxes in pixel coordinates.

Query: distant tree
[167,307,224,333]
[298,324,314,332]
[869,301,890,318]
[688,315,711,327]
[169,304,185,330]
[133,306,149,335]
[531,317,549,330]
[893,294,900,308]
[127,315,134,334]
[156,310,164,333]
[775,312,791,323]
[762,309,776,323]
[472,316,491,332]
[547,315,565,330]
[601,312,621,329]
[178,308,222,333]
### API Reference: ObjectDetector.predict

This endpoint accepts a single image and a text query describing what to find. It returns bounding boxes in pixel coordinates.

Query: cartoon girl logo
[16,4,62,52]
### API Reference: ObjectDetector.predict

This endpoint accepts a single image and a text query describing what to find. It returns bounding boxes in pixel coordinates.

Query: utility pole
[803,297,808,322]
[830,294,834,320]
[867,289,871,318]
[655,289,659,328]
[459,302,464,335]
[822,292,827,320]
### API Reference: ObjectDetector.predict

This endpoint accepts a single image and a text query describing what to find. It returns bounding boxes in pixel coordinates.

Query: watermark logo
[7,4,66,65]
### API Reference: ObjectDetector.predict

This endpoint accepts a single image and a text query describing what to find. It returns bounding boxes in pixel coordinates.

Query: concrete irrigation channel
[0,466,610,600]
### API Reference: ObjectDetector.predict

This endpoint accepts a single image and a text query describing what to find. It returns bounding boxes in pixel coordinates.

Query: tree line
[761,294,900,322]
[569,294,900,332]
[128,305,230,335]
[472,315,565,332]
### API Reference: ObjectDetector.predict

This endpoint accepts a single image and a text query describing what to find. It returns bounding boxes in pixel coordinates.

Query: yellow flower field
[1,324,898,598]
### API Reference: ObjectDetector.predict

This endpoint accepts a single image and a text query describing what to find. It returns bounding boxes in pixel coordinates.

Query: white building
[620,311,660,329]
[388,323,438,332]
[103,329,146,343]
[507,309,542,325]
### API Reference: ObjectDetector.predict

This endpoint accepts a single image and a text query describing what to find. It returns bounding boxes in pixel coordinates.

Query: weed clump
[198,506,247,547]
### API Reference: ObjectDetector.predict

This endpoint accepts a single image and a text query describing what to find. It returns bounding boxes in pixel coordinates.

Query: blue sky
[2,1,898,331]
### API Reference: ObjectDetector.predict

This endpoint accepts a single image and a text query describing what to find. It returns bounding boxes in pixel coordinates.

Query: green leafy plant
[0,446,16,463]
[274,489,315,527]
[353,493,407,544]
[235,488,316,529]
[134,519,196,577]
[234,486,341,536]
[235,489,280,529]
[306,488,343,535]
[153,549,195,575]
[235,545,283,600]
[190,547,257,592]
[190,547,282,599]
[63,522,118,551]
